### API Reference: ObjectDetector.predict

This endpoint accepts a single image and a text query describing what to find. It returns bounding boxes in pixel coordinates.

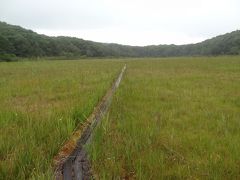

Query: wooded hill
[0,21,239,60]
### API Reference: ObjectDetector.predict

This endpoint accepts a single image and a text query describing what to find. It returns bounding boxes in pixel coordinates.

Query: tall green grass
[88,56,240,179]
[0,59,123,179]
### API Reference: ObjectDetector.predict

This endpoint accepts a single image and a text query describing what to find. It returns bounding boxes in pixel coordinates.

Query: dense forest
[0,21,239,60]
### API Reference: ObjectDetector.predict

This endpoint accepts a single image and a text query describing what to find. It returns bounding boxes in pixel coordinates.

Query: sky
[0,0,239,46]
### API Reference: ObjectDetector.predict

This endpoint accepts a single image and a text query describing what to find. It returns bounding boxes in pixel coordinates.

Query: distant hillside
[0,21,239,60]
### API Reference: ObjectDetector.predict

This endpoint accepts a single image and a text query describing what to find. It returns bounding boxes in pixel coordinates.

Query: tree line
[0,21,239,61]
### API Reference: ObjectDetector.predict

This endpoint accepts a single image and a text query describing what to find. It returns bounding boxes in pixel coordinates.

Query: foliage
[0,53,17,62]
[0,21,240,59]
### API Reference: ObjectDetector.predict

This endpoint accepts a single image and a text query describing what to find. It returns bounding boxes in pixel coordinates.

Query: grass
[1,56,240,179]
[88,56,240,179]
[0,59,123,179]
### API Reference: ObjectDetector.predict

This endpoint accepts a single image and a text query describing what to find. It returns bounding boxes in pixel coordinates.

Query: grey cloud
[0,0,239,45]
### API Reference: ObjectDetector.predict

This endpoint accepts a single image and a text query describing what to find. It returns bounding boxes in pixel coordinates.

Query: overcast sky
[0,0,239,46]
